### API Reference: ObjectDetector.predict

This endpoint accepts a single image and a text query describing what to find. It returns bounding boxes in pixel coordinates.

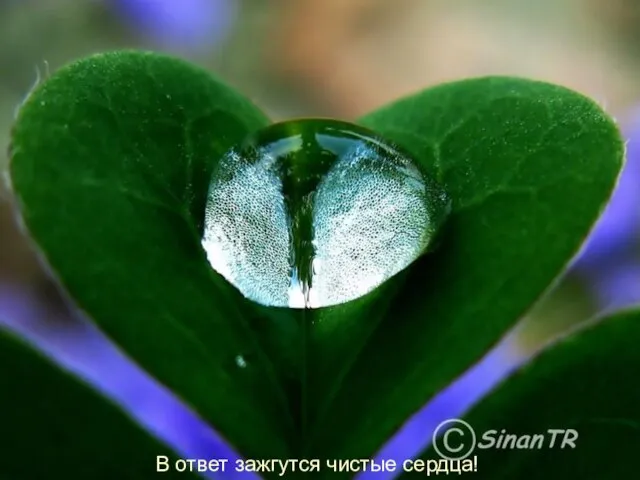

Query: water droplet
[235,355,247,368]
[202,119,450,309]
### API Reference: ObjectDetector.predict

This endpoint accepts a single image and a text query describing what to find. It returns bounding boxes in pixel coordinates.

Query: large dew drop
[201,119,450,309]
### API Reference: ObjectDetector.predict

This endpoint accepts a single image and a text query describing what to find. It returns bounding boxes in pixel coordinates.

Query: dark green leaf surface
[307,77,624,463]
[9,51,294,459]
[0,326,197,480]
[8,50,625,470]
[401,308,640,479]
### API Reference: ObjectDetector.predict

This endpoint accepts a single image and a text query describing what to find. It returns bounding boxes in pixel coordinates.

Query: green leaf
[307,77,624,463]
[402,308,640,479]
[0,326,198,479]
[8,51,294,459]
[8,48,625,471]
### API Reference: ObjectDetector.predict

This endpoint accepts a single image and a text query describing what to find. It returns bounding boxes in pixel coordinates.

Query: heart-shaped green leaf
[305,77,624,464]
[8,50,624,471]
[401,308,640,479]
[8,51,294,459]
[0,326,197,479]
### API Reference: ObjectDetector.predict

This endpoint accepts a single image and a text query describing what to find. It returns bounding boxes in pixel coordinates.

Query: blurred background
[0,0,639,477]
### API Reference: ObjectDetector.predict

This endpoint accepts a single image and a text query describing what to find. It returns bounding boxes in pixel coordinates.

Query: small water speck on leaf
[235,355,247,368]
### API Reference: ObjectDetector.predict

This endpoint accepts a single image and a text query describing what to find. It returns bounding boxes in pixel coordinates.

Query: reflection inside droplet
[201,119,450,309]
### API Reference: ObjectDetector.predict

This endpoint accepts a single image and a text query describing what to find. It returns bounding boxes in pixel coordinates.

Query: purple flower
[572,111,640,308]
[587,260,640,309]
[110,0,237,54]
